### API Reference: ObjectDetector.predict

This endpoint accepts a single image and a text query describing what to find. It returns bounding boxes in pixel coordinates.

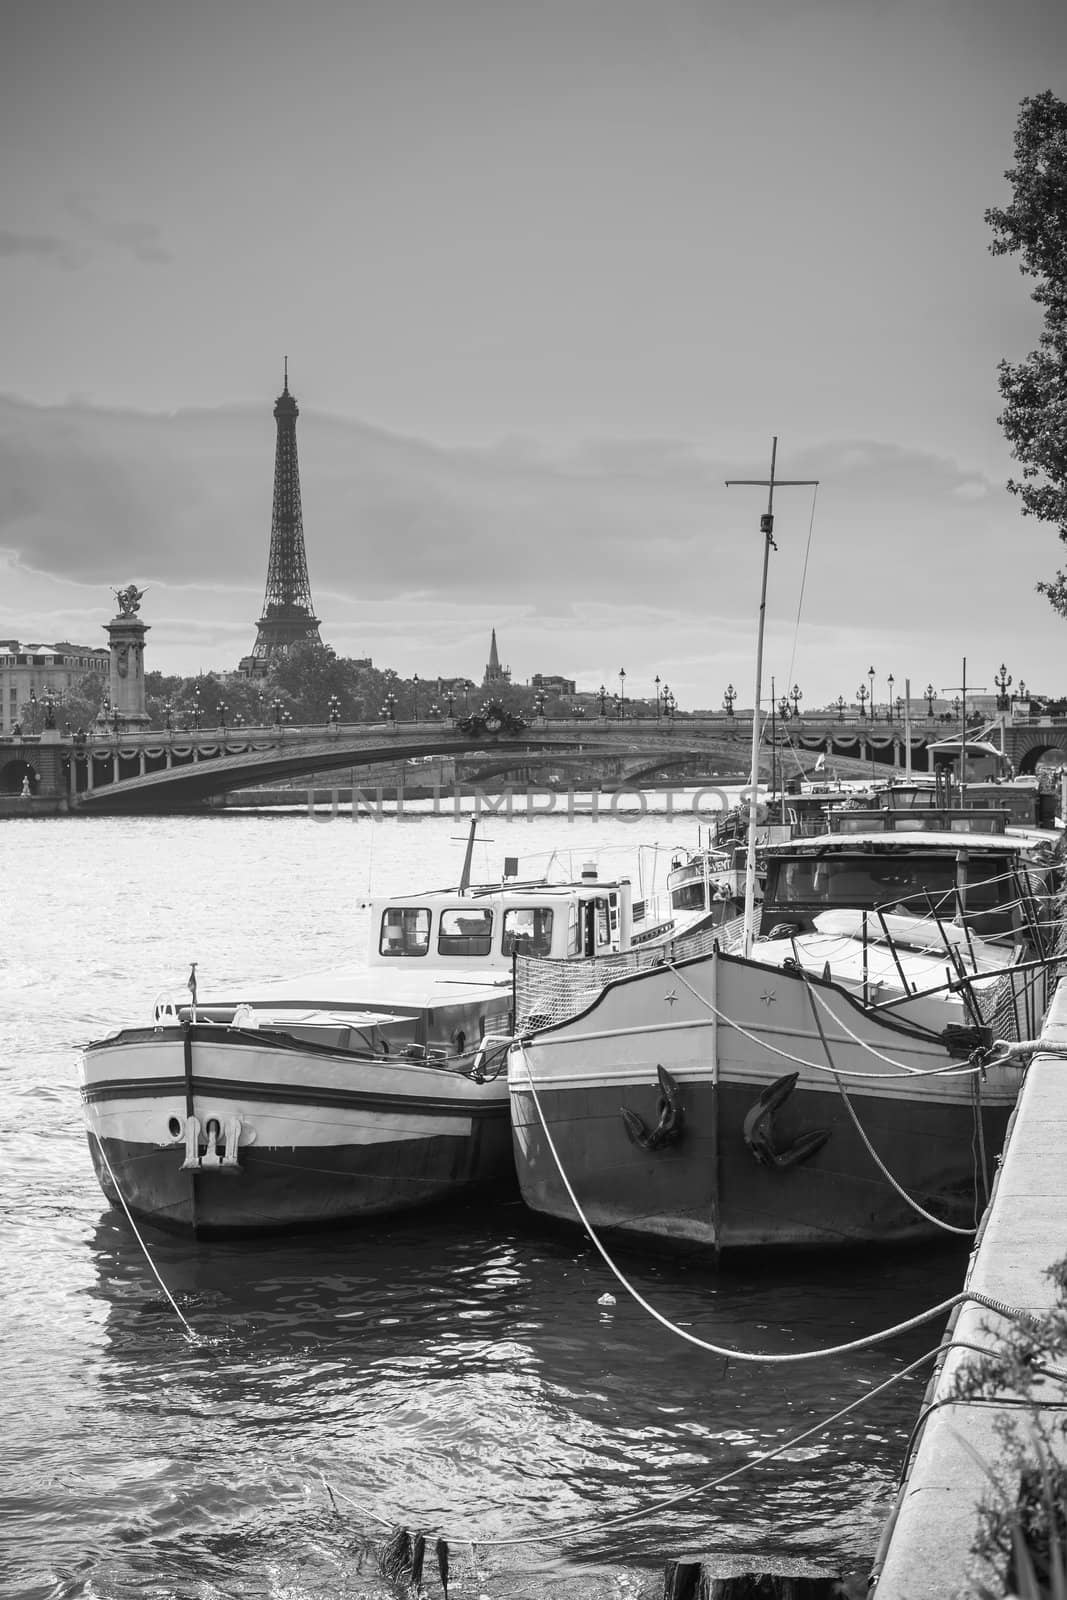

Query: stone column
[105,610,151,730]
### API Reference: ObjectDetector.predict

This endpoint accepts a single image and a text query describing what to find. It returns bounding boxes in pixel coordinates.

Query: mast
[726,438,819,958]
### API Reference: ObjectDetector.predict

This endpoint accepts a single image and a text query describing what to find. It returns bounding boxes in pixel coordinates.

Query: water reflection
[75,1198,965,1581]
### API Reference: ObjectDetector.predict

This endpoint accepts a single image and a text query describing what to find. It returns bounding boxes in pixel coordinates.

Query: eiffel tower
[241,362,323,673]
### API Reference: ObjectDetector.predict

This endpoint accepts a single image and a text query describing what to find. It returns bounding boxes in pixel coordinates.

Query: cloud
[64,194,173,265]
[0,394,1059,700]
[0,229,87,270]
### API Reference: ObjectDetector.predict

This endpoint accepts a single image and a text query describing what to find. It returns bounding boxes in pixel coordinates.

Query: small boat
[506,803,1061,1253]
[79,845,711,1238]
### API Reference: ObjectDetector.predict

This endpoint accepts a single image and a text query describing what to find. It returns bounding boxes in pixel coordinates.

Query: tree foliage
[987,91,1067,613]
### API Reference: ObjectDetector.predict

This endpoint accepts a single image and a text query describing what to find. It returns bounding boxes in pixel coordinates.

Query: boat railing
[515,911,751,1033]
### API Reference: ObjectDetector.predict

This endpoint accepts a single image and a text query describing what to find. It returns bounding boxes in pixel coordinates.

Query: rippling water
[0,812,970,1598]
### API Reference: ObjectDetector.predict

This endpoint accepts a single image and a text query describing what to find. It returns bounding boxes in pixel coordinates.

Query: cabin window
[502,907,554,957]
[437,908,494,957]
[596,898,611,948]
[670,877,707,911]
[567,903,580,955]
[379,907,431,957]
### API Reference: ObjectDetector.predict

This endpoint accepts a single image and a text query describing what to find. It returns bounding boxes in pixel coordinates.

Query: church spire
[483,627,510,687]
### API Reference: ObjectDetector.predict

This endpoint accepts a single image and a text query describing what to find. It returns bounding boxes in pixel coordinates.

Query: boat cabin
[760,817,1037,942]
[363,876,641,969]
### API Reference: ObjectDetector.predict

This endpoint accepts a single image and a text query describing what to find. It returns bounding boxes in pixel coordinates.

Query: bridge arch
[0,758,39,795]
[1010,733,1067,776]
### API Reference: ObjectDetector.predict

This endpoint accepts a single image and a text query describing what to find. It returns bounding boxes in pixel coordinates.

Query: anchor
[621,1064,684,1151]
[742,1071,831,1170]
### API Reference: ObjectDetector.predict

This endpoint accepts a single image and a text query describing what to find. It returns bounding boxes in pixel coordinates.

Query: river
[0,807,969,1598]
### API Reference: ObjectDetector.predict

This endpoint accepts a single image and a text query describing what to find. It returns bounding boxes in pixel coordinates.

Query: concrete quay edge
[871,981,1067,1599]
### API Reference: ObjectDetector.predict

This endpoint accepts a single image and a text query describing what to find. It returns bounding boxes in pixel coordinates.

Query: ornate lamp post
[723,683,737,718]
[856,684,869,720]
[887,674,895,721]
[533,689,547,721]
[444,689,456,720]
[994,663,1013,712]
[193,687,202,731]
[217,701,227,731]
[233,711,244,728]
[925,683,936,718]
[380,692,398,724]
[272,698,282,728]
[655,673,662,719]
[1016,679,1029,716]
[327,694,341,729]
[411,674,420,721]
[952,696,961,720]
[163,702,172,731]
[597,683,608,717]
[618,667,626,717]
[463,680,472,711]
[777,694,791,722]
[662,685,676,720]
[895,695,904,721]
[428,700,440,720]
[834,695,846,720]
[789,683,802,718]
[867,664,875,721]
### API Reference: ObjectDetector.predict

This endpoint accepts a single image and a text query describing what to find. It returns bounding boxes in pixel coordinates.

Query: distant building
[0,640,109,733]
[483,628,511,687]
[531,673,576,696]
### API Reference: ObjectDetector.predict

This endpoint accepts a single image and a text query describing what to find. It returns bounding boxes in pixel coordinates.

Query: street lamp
[272,698,282,728]
[856,684,869,720]
[895,695,904,721]
[867,665,875,721]
[618,667,626,717]
[411,674,420,721]
[163,702,172,731]
[217,701,226,731]
[533,689,547,721]
[925,683,936,718]
[380,692,398,724]
[655,673,661,719]
[777,695,791,721]
[662,685,676,720]
[789,683,802,718]
[29,688,37,733]
[327,694,341,728]
[887,674,895,721]
[444,689,456,720]
[834,695,847,720]
[597,684,608,716]
[723,684,736,718]
[994,663,1013,712]
[193,688,202,731]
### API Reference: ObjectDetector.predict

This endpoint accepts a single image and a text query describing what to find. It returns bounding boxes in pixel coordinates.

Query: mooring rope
[511,1041,1040,1362]
[88,1126,199,1342]
[799,977,978,1237]
[665,959,980,1080]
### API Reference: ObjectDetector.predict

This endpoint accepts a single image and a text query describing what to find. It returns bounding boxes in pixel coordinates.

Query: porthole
[167,1116,183,1139]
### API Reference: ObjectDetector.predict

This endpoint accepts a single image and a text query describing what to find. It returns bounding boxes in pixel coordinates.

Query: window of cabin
[437,908,493,957]
[379,907,431,957]
[596,898,611,948]
[567,903,580,955]
[502,907,554,957]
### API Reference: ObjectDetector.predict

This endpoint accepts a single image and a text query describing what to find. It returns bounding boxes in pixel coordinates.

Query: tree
[987,91,1067,613]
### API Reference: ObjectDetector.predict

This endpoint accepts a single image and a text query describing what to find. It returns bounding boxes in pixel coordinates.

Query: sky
[3,0,1067,711]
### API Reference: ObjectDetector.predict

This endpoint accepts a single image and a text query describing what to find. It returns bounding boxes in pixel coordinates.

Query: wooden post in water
[662,1553,867,1597]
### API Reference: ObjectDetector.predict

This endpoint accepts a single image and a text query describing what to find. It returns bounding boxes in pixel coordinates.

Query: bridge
[2,709,1065,814]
